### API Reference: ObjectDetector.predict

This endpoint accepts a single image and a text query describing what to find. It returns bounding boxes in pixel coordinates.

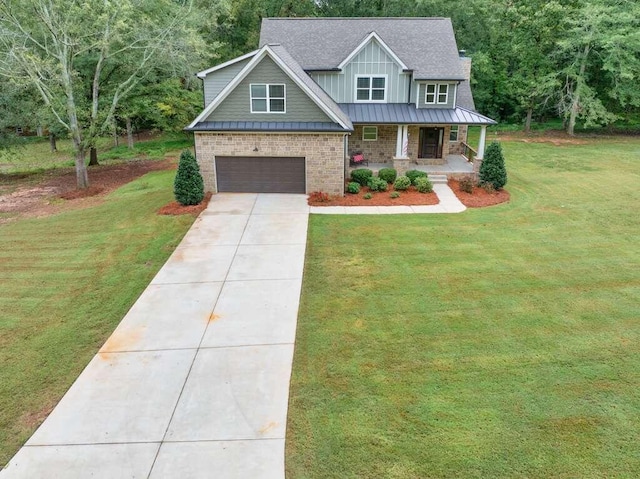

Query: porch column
[395,125,403,158]
[477,125,487,160]
[401,125,409,158]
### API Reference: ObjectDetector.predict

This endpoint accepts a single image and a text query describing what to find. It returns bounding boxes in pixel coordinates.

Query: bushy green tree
[479,141,507,190]
[174,150,205,205]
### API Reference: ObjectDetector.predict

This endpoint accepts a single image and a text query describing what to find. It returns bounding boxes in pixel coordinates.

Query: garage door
[216,156,306,193]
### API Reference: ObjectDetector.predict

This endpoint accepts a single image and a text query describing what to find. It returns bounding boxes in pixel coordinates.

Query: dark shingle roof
[260,18,466,80]
[186,121,348,132]
[339,104,496,125]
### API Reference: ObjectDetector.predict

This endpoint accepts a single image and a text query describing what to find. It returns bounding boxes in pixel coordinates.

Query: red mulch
[158,192,212,216]
[308,186,439,206]
[449,179,510,208]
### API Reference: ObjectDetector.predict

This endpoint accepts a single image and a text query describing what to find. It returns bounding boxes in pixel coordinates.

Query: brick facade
[348,125,397,164]
[448,125,469,155]
[194,132,345,196]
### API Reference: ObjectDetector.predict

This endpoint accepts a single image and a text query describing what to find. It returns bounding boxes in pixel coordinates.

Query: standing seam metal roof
[338,103,497,125]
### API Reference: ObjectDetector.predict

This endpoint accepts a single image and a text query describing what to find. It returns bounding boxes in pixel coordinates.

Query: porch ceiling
[338,103,497,125]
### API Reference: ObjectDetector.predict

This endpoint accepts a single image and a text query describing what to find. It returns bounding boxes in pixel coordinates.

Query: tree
[174,150,205,206]
[556,0,640,135]
[0,0,201,188]
[479,141,507,190]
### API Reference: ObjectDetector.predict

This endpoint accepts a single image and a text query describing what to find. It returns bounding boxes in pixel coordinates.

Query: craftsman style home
[187,17,496,195]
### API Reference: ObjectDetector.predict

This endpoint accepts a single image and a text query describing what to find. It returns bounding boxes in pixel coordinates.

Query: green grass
[287,137,640,478]
[0,132,193,174]
[0,170,195,466]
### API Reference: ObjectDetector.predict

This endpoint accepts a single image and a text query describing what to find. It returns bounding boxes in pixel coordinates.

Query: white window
[355,76,387,102]
[362,126,378,141]
[438,84,449,104]
[425,84,436,104]
[425,83,450,105]
[250,84,285,113]
[450,125,459,141]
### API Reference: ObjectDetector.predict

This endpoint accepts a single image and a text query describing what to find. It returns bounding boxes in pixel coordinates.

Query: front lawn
[287,137,640,478]
[0,170,195,466]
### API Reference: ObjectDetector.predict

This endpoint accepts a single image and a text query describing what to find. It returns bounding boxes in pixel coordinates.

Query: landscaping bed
[158,192,212,216]
[449,179,510,208]
[308,187,438,206]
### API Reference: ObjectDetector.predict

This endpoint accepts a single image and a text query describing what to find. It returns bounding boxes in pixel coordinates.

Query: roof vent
[459,49,466,57]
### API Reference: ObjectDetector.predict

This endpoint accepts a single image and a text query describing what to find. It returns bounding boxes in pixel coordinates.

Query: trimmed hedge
[414,177,433,193]
[367,176,388,192]
[394,176,411,191]
[406,169,428,185]
[378,168,397,184]
[351,168,373,186]
[347,182,361,194]
[174,150,204,206]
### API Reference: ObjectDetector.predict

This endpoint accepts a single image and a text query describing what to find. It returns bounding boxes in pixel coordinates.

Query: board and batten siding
[310,39,410,103]
[414,82,458,109]
[203,58,251,106]
[205,56,332,123]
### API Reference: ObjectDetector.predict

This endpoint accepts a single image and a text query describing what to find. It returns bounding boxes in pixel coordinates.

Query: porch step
[427,174,448,184]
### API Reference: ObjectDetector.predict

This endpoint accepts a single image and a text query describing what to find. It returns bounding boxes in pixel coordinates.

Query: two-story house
[187,17,496,195]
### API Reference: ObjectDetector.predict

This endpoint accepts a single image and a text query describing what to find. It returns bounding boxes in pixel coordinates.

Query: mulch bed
[308,186,439,206]
[449,179,510,208]
[59,186,106,200]
[158,192,212,216]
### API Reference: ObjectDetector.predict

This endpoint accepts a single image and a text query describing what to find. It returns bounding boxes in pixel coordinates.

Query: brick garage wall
[348,125,397,163]
[194,132,345,195]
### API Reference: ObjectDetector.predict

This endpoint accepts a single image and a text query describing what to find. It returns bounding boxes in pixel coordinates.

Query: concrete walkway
[1,193,310,479]
[310,184,466,214]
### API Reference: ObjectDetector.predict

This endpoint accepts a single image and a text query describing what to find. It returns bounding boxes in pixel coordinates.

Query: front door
[419,127,444,159]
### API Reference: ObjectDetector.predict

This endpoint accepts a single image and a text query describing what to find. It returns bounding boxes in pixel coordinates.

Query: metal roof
[186,121,349,132]
[260,18,467,80]
[339,104,497,125]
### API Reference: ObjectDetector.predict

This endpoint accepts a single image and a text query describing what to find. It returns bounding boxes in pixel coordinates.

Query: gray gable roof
[260,17,466,81]
[268,44,353,130]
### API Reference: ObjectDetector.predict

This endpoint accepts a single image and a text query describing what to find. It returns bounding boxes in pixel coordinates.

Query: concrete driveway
[1,194,310,479]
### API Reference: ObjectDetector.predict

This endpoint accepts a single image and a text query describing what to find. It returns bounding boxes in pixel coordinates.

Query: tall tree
[0,0,201,188]
[556,0,640,135]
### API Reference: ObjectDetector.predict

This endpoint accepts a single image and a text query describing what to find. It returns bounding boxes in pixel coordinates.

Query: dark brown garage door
[216,156,306,193]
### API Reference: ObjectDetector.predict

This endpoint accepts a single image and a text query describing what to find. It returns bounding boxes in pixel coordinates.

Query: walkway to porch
[348,155,474,178]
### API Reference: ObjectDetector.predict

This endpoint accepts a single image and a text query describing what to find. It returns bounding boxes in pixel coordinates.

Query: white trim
[452,83,458,108]
[437,84,449,104]
[196,50,259,78]
[189,45,351,130]
[338,32,409,70]
[249,83,286,114]
[362,125,378,141]
[449,125,459,142]
[424,83,437,104]
[477,125,487,160]
[354,74,388,103]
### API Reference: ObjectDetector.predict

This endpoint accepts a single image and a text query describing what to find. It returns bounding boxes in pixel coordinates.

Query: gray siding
[203,58,251,106]
[414,82,458,109]
[206,56,332,123]
[310,39,410,103]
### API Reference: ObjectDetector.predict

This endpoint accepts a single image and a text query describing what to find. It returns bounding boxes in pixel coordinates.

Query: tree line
[1,0,638,187]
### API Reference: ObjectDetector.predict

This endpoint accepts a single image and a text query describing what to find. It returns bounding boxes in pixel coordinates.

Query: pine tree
[479,141,507,190]
[174,150,205,206]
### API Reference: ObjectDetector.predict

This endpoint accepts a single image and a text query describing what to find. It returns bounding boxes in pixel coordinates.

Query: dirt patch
[308,186,439,206]
[0,158,176,224]
[157,192,212,216]
[449,179,510,208]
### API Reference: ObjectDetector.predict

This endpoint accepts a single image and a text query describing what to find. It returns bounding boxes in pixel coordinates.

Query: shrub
[346,182,361,194]
[414,177,433,193]
[363,192,373,200]
[174,150,204,206]
[367,176,388,192]
[394,175,411,191]
[459,176,475,194]
[479,141,507,189]
[309,191,330,202]
[351,168,373,186]
[480,181,496,194]
[390,191,400,199]
[405,169,428,185]
[378,167,397,184]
